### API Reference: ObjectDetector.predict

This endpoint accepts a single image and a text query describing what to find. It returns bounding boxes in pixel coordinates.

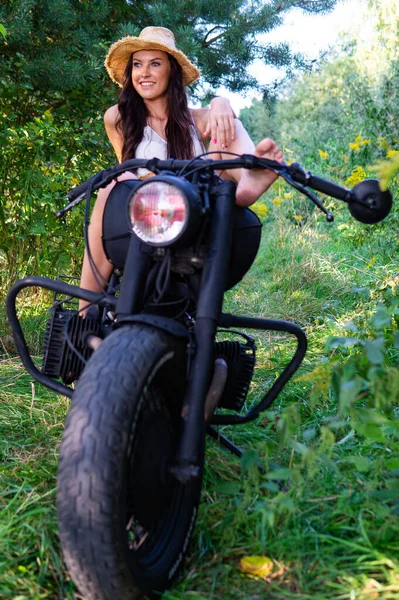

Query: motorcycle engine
[214,335,256,412]
[42,305,101,384]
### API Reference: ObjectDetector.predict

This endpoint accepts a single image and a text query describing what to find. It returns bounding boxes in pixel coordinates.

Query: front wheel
[57,325,204,600]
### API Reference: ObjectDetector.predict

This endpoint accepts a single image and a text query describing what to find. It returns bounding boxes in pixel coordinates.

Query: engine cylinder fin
[214,339,256,412]
[42,306,101,384]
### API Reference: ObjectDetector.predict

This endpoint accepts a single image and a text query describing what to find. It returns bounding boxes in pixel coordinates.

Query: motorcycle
[6,152,392,599]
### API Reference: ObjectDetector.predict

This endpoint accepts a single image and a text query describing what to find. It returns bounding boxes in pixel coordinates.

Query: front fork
[170,180,308,482]
[113,180,236,482]
[173,181,237,481]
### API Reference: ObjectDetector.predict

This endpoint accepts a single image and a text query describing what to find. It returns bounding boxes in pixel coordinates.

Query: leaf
[240,555,273,578]
[339,376,363,408]
[217,513,234,530]
[279,496,295,512]
[213,481,241,495]
[386,458,399,471]
[385,478,399,491]
[342,320,359,332]
[17,565,28,573]
[356,408,389,424]
[260,481,279,493]
[29,221,47,235]
[371,306,391,329]
[326,336,361,349]
[370,489,399,500]
[265,468,292,481]
[364,339,385,365]
[241,449,259,474]
[291,440,309,455]
[0,24,7,39]
[302,427,317,439]
[344,456,372,472]
[354,422,386,443]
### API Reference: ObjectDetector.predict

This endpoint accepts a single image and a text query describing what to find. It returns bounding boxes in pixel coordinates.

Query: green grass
[1,205,399,599]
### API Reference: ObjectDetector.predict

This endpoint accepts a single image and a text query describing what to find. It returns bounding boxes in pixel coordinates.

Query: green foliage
[327,301,399,415]
[240,0,399,194]
[0,0,341,285]
[0,97,115,284]
[275,55,378,159]
[0,0,339,98]
[239,98,279,145]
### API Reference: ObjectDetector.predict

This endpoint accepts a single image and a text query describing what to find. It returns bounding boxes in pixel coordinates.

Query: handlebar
[60,155,392,225]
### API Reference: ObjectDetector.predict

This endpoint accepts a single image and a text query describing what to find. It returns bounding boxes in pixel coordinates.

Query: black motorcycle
[6,153,392,599]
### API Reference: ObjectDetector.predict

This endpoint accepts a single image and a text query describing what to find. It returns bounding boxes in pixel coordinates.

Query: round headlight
[129,179,200,246]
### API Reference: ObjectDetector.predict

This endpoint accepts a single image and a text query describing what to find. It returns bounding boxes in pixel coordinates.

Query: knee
[90,181,116,227]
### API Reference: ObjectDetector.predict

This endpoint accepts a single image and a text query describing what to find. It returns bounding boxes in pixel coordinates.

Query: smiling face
[131,50,172,101]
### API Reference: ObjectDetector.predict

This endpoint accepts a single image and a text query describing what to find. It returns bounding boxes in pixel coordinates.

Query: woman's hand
[235,138,284,207]
[203,97,236,150]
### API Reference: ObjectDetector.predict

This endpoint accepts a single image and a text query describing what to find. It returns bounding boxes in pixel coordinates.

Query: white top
[135,124,205,178]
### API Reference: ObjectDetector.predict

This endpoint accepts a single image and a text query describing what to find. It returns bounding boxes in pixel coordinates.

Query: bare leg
[208,120,283,207]
[235,137,283,206]
[79,173,137,312]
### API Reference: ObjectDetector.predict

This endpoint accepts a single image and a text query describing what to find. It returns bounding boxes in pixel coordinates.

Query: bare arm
[104,105,124,163]
[192,96,237,150]
[194,115,284,207]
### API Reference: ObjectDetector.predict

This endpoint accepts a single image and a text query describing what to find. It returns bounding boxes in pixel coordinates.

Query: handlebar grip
[289,164,351,201]
[66,180,92,202]
[66,168,117,201]
[305,174,352,202]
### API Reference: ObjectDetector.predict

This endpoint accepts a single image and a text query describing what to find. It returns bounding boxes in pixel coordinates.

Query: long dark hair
[116,53,197,162]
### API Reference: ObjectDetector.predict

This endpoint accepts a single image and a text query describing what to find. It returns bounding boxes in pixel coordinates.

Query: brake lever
[57,183,96,219]
[279,169,334,222]
[56,191,88,218]
[59,166,124,219]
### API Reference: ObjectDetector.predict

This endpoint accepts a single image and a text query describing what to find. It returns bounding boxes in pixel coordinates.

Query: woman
[80,26,283,309]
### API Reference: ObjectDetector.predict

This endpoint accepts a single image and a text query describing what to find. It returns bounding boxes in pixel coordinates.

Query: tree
[0,0,340,280]
[0,0,339,103]
[240,98,279,144]
[239,0,399,197]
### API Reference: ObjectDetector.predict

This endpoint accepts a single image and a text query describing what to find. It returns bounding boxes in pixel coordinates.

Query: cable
[153,253,171,302]
[177,150,241,177]
[83,190,110,293]
[82,189,122,300]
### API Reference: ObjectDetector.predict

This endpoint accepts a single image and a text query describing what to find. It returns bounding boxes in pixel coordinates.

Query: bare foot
[235,138,284,207]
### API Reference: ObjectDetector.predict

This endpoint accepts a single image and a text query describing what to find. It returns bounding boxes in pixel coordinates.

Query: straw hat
[105,26,201,87]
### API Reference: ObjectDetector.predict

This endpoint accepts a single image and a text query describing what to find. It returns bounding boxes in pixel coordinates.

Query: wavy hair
[116,53,197,162]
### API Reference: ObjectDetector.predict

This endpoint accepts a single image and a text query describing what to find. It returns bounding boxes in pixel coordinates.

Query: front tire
[57,325,203,600]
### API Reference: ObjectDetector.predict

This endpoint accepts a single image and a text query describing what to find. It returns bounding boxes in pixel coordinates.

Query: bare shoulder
[104,104,120,128]
[190,107,209,135]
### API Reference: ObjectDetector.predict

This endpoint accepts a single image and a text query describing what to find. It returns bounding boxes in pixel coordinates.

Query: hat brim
[105,37,201,87]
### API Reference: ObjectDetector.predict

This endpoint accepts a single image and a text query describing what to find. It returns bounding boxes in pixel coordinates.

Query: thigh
[102,179,141,269]
[225,207,262,290]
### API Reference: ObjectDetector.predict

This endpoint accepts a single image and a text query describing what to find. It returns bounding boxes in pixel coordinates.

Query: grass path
[1,208,399,599]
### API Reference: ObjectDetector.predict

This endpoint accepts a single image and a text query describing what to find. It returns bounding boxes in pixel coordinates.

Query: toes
[255,138,274,155]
